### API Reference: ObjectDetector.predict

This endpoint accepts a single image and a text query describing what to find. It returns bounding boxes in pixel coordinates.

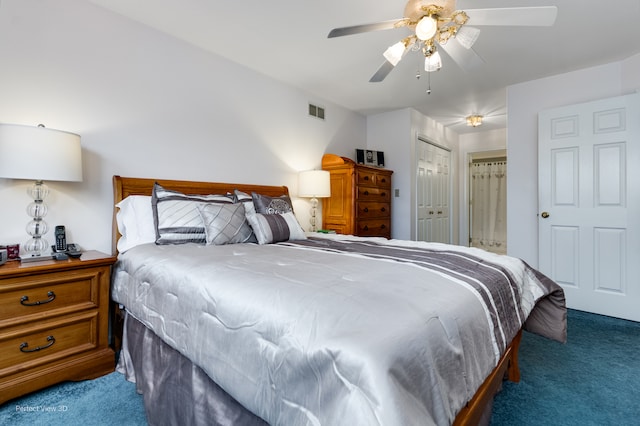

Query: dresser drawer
[357,202,390,219]
[356,186,391,202]
[356,219,391,238]
[356,169,392,188]
[0,270,100,328]
[0,311,98,376]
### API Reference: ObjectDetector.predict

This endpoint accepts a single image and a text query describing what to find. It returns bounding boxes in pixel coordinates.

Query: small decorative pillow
[152,183,234,245]
[197,203,254,245]
[252,193,294,214]
[245,211,307,244]
[233,190,256,216]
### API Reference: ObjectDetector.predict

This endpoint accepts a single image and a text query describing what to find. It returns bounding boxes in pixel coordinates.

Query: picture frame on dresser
[355,149,385,168]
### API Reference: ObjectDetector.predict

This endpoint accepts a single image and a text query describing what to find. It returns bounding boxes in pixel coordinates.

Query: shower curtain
[470,160,507,254]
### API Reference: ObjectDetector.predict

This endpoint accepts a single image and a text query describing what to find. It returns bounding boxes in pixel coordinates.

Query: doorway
[538,93,640,321]
[468,151,507,254]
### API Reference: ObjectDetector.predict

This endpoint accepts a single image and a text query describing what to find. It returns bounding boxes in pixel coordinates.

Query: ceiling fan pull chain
[426,71,432,95]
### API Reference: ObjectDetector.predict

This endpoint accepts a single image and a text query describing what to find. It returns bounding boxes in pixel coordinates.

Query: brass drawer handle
[437,211,442,214]
[20,335,56,353]
[20,291,56,306]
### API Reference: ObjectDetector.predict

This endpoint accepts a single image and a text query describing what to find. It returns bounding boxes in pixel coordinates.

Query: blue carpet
[491,309,640,426]
[1,309,638,425]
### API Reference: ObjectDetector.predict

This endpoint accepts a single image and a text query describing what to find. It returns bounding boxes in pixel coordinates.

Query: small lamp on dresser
[298,170,331,232]
[0,123,82,261]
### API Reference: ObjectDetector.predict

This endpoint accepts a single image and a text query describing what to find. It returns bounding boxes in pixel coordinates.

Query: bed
[110,175,566,426]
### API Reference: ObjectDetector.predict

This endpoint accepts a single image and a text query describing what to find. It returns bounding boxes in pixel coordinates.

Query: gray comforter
[111,234,566,425]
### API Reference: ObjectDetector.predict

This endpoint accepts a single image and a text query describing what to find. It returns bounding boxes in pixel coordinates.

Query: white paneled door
[538,93,640,321]
[416,138,451,243]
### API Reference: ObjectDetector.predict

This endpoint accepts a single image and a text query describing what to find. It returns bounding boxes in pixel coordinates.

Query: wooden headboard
[112,175,290,255]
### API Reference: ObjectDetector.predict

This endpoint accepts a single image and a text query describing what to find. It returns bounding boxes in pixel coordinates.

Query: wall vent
[308,103,325,120]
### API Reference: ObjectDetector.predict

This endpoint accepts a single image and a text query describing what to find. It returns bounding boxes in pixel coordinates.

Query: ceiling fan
[328,0,558,82]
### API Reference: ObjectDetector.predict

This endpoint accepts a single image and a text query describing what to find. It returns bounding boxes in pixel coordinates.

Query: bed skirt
[117,312,267,426]
[117,311,504,426]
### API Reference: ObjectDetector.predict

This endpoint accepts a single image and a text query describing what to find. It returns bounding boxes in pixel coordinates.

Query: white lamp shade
[0,123,82,182]
[298,170,331,198]
[415,16,437,41]
[456,25,481,49]
[424,51,442,72]
[383,41,407,66]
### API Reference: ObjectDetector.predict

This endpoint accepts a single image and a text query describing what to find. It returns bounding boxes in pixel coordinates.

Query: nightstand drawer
[0,269,101,328]
[0,311,98,375]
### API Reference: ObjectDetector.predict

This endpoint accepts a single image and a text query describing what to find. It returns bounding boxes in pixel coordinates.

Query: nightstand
[0,251,116,404]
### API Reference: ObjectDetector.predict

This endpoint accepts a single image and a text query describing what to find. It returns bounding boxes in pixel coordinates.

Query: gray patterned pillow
[152,183,234,245]
[245,211,306,245]
[197,203,254,245]
[252,193,294,214]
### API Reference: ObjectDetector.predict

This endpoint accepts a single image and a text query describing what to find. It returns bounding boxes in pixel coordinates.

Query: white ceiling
[88,0,640,134]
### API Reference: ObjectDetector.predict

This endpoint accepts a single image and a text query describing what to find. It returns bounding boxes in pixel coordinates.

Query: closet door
[416,139,451,243]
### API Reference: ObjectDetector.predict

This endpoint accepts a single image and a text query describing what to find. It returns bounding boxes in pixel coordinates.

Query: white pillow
[115,195,156,252]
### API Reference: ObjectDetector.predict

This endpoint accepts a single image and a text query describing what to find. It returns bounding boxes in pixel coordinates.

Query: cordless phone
[55,225,67,252]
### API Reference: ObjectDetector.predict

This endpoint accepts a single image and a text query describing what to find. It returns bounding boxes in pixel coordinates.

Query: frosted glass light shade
[383,41,407,66]
[298,170,331,198]
[456,25,481,49]
[0,123,82,182]
[425,51,442,72]
[415,16,437,41]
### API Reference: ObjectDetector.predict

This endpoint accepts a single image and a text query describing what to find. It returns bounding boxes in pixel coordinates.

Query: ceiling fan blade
[465,6,558,26]
[369,61,396,83]
[440,40,485,72]
[328,19,407,38]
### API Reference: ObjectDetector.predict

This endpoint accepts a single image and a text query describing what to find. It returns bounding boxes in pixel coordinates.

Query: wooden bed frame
[111,175,521,426]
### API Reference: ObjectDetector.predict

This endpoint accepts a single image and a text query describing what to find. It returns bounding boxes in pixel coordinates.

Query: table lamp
[0,123,82,260]
[298,170,331,232]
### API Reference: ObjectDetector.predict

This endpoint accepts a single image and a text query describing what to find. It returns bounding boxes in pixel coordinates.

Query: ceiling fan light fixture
[415,15,438,41]
[383,40,408,66]
[466,114,483,127]
[425,51,442,72]
[455,25,480,49]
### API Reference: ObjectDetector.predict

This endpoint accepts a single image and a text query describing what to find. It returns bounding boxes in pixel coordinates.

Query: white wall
[366,108,459,242]
[0,0,366,254]
[507,53,640,266]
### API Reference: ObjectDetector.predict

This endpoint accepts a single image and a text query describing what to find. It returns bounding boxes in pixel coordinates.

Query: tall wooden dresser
[321,153,393,238]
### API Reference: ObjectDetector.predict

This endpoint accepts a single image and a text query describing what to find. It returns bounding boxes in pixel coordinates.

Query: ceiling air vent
[308,103,325,120]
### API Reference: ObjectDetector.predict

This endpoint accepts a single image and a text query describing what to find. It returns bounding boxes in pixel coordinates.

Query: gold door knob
[541,212,550,218]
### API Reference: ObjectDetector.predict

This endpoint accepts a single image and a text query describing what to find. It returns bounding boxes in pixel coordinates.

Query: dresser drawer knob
[381,207,386,212]
[364,207,369,213]
[364,176,369,181]
[380,224,386,229]
[381,192,386,197]
[363,225,369,231]
[20,291,56,306]
[20,335,56,353]
[364,190,369,196]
